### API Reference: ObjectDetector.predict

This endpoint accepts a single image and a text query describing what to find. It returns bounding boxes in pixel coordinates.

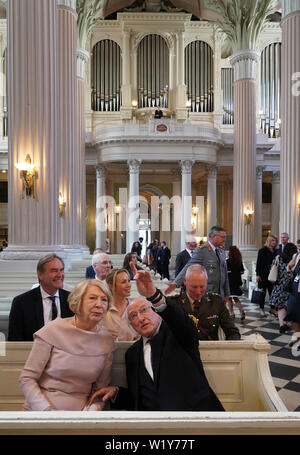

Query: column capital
[171,168,181,181]
[95,163,106,178]
[229,49,260,81]
[128,159,141,174]
[256,166,265,179]
[206,165,219,179]
[180,160,194,174]
[272,170,280,184]
[282,0,300,18]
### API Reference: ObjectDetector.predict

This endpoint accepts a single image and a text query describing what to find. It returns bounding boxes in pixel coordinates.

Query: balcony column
[255,166,264,248]
[272,171,280,237]
[95,164,107,250]
[206,165,218,234]
[127,159,141,252]
[180,160,193,250]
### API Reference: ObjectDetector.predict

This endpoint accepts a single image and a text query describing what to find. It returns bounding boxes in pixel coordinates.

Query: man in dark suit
[156,241,171,279]
[85,248,103,278]
[175,235,197,277]
[277,232,290,254]
[8,254,73,341]
[87,264,224,412]
[154,105,163,119]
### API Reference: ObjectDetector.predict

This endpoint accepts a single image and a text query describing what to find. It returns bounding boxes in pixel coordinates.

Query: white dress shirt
[40,286,61,325]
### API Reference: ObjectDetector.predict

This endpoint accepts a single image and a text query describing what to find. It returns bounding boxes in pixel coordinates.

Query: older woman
[256,234,278,317]
[105,268,138,341]
[19,279,114,411]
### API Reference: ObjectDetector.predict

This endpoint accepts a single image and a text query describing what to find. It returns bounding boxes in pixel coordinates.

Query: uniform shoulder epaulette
[208,292,221,298]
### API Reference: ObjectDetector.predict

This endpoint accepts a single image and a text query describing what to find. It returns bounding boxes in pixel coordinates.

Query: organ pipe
[260,42,281,138]
[185,40,214,113]
[137,34,169,109]
[91,40,122,112]
[221,68,234,124]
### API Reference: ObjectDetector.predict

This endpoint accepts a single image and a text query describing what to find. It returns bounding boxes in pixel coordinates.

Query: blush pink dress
[19,317,114,411]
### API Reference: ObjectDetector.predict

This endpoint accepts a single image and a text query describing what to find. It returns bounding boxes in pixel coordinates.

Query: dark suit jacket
[113,300,224,411]
[158,246,171,265]
[85,265,96,279]
[175,249,191,277]
[8,286,73,341]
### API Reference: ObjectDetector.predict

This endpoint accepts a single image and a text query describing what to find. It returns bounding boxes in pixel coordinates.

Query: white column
[255,166,264,248]
[180,160,193,250]
[127,159,141,252]
[271,171,280,237]
[230,50,259,251]
[171,169,181,255]
[280,2,300,242]
[0,0,65,266]
[57,0,83,258]
[206,165,218,234]
[77,48,90,256]
[95,164,107,250]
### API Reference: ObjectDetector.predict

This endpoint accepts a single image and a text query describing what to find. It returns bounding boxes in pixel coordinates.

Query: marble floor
[233,296,300,412]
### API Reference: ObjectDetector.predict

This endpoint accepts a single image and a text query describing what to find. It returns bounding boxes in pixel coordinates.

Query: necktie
[49,296,57,320]
[144,340,154,380]
[215,248,221,263]
[192,300,201,312]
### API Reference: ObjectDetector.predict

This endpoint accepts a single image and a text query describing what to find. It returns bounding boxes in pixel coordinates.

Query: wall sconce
[244,207,254,225]
[192,206,199,215]
[115,205,121,214]
[15,154,36,198]
[58,192,66,217]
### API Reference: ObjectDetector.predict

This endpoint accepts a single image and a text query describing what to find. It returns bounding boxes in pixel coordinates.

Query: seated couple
[19,263,225,412]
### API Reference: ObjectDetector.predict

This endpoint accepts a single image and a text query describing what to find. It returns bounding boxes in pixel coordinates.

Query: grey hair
[37,254,64,274]
[208,225,226,238]
[92,252,109,266]
[185,264,208,280]
[281,232,289,237]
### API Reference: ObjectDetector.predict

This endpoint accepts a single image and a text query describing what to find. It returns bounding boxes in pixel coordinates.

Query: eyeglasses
[128,305,152,322]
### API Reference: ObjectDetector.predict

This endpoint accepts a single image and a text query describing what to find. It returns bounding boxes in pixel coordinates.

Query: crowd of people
[6,226,300,412]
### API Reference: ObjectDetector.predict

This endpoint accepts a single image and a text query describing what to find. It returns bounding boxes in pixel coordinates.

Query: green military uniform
[168,290,241,341]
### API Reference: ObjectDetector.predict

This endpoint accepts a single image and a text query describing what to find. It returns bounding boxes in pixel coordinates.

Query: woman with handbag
[269,243,297,333]
[255,234,278,317]
[284,239,300,347]
[226,246,246,320]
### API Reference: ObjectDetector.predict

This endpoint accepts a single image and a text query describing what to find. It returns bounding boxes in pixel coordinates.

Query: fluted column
[127,159,141,252]
[180,160,193,250]
[272,171,280,237]
[280,2,300,241]
[0,0,65,264]
[95,164,107,250]
[57,0,83,257]
[230,50,259,251]
[255,166,265,248]
[206,165,218,234]
[77,48,90,255]
[171,168,181,255]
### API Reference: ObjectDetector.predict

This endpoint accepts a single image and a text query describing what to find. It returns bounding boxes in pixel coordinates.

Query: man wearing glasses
[166,226,230,306]
[87,263,224,412]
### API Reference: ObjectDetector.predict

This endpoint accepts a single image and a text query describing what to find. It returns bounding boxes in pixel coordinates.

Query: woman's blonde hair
[105,268,130,296]
[68,279,112,314]
[265,234,278,249]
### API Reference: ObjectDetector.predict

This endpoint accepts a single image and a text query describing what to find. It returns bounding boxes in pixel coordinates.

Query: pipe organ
[137,34,169,108]
[185,41,214,113]
[91,40,122,111]
[260,42,281,138]
[221,68,234,124]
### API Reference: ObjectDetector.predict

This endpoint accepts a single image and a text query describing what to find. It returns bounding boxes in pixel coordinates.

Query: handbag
[268,255,279,283]
[251,288,265,305]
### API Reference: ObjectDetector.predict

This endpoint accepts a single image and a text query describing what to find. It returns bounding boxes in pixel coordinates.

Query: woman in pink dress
[19,279,114,411]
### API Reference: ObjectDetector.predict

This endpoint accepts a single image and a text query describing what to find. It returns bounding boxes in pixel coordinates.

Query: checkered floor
[232,296,300,412]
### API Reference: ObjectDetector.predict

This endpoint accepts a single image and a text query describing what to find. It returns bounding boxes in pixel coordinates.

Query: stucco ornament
[207,0,277,52]
[76,0,106,49]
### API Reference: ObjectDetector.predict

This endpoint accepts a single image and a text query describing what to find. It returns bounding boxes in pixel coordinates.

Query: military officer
[169,264,240,341]
[166,226,231,303]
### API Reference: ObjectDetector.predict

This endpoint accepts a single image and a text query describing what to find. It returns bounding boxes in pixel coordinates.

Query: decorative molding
[256,166,265,179]
[180,160,194,174]
[128,159,141,173]
[95,163,106,178]
[57,0,76,10]
[206,165,219,179]
[117,12,192,22]
[229,50,260,81]
[272,170,280,184]
[76,48,89,79]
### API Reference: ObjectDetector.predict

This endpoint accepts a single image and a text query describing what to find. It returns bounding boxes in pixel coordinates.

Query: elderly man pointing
[88,263,224,412]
